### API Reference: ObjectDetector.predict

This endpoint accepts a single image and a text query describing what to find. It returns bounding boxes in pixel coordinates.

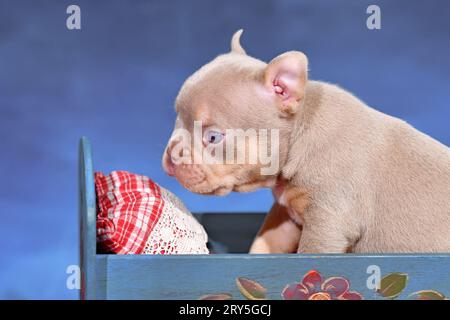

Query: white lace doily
[143,187,209,254]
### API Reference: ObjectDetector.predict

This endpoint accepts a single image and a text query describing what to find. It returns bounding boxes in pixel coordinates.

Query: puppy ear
[230,29,246,55]
[264,51,308,117]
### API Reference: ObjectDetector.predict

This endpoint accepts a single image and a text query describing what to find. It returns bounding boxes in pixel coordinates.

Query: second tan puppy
[162,30,450,253]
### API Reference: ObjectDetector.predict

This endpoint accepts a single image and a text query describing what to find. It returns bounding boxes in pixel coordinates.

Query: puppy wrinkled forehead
[175,53,266,113]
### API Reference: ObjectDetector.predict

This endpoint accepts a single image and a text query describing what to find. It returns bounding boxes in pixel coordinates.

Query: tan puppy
[162,30,450,253]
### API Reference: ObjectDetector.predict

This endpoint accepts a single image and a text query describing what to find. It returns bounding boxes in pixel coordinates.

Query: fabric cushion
[95,171,208,254]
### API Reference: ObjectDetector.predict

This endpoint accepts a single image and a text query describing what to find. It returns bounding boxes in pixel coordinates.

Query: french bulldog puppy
[162,30,450,253]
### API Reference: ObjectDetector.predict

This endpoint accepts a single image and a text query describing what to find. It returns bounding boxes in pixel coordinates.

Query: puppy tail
[231,29,246,55]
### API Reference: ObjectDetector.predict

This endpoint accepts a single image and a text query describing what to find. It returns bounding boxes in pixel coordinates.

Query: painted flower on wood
[282,270,363,300]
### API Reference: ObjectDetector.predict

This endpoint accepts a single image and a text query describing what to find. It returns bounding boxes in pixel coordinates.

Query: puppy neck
[280,80,328,180]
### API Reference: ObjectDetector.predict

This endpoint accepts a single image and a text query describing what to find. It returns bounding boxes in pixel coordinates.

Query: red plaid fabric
[95,171,164,254]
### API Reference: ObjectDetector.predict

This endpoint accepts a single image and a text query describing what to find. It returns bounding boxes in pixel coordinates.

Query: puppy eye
[204,130,224,144]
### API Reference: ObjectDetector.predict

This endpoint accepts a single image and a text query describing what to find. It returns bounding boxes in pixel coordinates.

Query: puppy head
[162,30,309,195]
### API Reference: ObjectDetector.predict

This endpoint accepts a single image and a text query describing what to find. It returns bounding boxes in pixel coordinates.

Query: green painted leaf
[199,293,233,300]
[409,290,446,300]
[377,272,408,299]
[236,277,267,300]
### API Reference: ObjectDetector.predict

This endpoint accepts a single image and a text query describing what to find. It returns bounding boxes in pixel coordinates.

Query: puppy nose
[168,138,187,159]
[163,148,176,176]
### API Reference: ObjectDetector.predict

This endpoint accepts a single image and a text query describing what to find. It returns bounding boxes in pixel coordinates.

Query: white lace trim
[142,187,209,254]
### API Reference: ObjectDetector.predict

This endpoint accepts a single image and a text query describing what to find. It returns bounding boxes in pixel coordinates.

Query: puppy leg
[281,185,310,226]
[296,205,352,253]
[249,202,302,254]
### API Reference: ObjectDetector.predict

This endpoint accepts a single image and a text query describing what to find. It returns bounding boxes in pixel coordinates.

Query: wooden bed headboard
[78,137,97,299]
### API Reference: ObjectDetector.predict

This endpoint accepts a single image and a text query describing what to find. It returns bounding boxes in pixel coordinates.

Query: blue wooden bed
[79,137,450,300]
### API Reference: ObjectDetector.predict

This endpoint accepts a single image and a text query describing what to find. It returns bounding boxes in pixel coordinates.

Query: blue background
[0,0,449,299]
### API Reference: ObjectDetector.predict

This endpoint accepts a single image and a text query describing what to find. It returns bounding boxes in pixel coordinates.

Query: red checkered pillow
[95,171,208,254]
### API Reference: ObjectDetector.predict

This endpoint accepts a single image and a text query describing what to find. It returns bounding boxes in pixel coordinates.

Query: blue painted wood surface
[96,254,450,300]
[79,137,450,300]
